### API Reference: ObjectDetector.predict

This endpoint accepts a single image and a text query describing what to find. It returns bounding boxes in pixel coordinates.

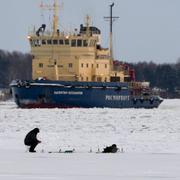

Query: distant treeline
[0,50,180,97]
[0,50,31,88]
[131,61,180,97]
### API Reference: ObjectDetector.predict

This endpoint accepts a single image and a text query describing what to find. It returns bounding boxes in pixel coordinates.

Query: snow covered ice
[0,99,180,180]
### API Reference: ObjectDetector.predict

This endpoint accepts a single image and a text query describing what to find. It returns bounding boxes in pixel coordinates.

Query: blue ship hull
[10,80,163,108]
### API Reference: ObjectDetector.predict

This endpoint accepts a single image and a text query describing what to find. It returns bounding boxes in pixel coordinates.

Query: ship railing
[129,82,150,89]
[29,30,71,38]
[29,30,97,39]
[13,79,129,91]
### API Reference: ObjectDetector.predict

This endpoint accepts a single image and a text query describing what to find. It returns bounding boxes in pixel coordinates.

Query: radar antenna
[104,3,119,60]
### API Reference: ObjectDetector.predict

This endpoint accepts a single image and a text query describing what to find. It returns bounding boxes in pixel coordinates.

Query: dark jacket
[24,128,40,145]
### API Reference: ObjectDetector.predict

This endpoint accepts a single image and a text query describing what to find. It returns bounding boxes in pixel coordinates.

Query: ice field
[0,99,180,180]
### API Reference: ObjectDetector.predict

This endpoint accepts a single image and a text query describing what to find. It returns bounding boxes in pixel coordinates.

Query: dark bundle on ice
[102,144,118,153]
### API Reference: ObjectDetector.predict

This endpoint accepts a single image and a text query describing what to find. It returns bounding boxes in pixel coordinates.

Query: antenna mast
[104,3,119,60]
[85,15,91,36]
[40,0,60,35]
[53,0,59,35]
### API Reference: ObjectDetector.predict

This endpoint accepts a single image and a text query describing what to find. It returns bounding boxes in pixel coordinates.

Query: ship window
[48,65,54,68]
[38,40,42,46]
[32,40,35,46]
[68,63,73,68]
[86,64,89,68]
[81,63,84,68]
[34,40,41,46]
[83,40,88,47]
[30,39,33,46]
[110,77,120,82]
[77,39,82,47]
[34,40,38,46]
[42,40,46,45]
[90,40,94,47]
[53,39,58,45]
[93,40,96,46]
[31,40,35,46]
[30,39,33,45]
[65,39,69,45]
[97,77,102,82]
[39,63,43,68]
[47,40,52,45]
[71,39,76,47]
[59,39,64,45]
[91,40,96,46]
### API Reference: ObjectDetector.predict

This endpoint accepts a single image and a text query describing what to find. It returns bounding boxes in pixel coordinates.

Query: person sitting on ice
[24,128,41,153]
[102,144,118,153]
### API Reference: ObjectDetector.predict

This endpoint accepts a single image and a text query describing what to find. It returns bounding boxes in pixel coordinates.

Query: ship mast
[53,0,59,35]
[104,3,119,60]
[40,0,59,35]
[85,15,91,37]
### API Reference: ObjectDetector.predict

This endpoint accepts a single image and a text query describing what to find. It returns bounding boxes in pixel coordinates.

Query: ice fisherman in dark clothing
[103,144,118,153]
[24,128,41,152]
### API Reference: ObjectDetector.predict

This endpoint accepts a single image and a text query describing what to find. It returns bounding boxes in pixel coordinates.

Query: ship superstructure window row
[80,63,107,69]
[30,39,95,47]
[81,63,93,68]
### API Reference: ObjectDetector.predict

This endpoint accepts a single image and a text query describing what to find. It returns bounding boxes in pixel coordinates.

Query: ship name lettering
[54,91,83,95]
[105,95,130,101]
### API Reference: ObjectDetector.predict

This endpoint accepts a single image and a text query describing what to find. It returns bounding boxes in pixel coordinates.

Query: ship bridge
[28,0,130,83]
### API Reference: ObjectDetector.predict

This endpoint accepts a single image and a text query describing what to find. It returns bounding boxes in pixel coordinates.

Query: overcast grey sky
[0,0,180,63]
